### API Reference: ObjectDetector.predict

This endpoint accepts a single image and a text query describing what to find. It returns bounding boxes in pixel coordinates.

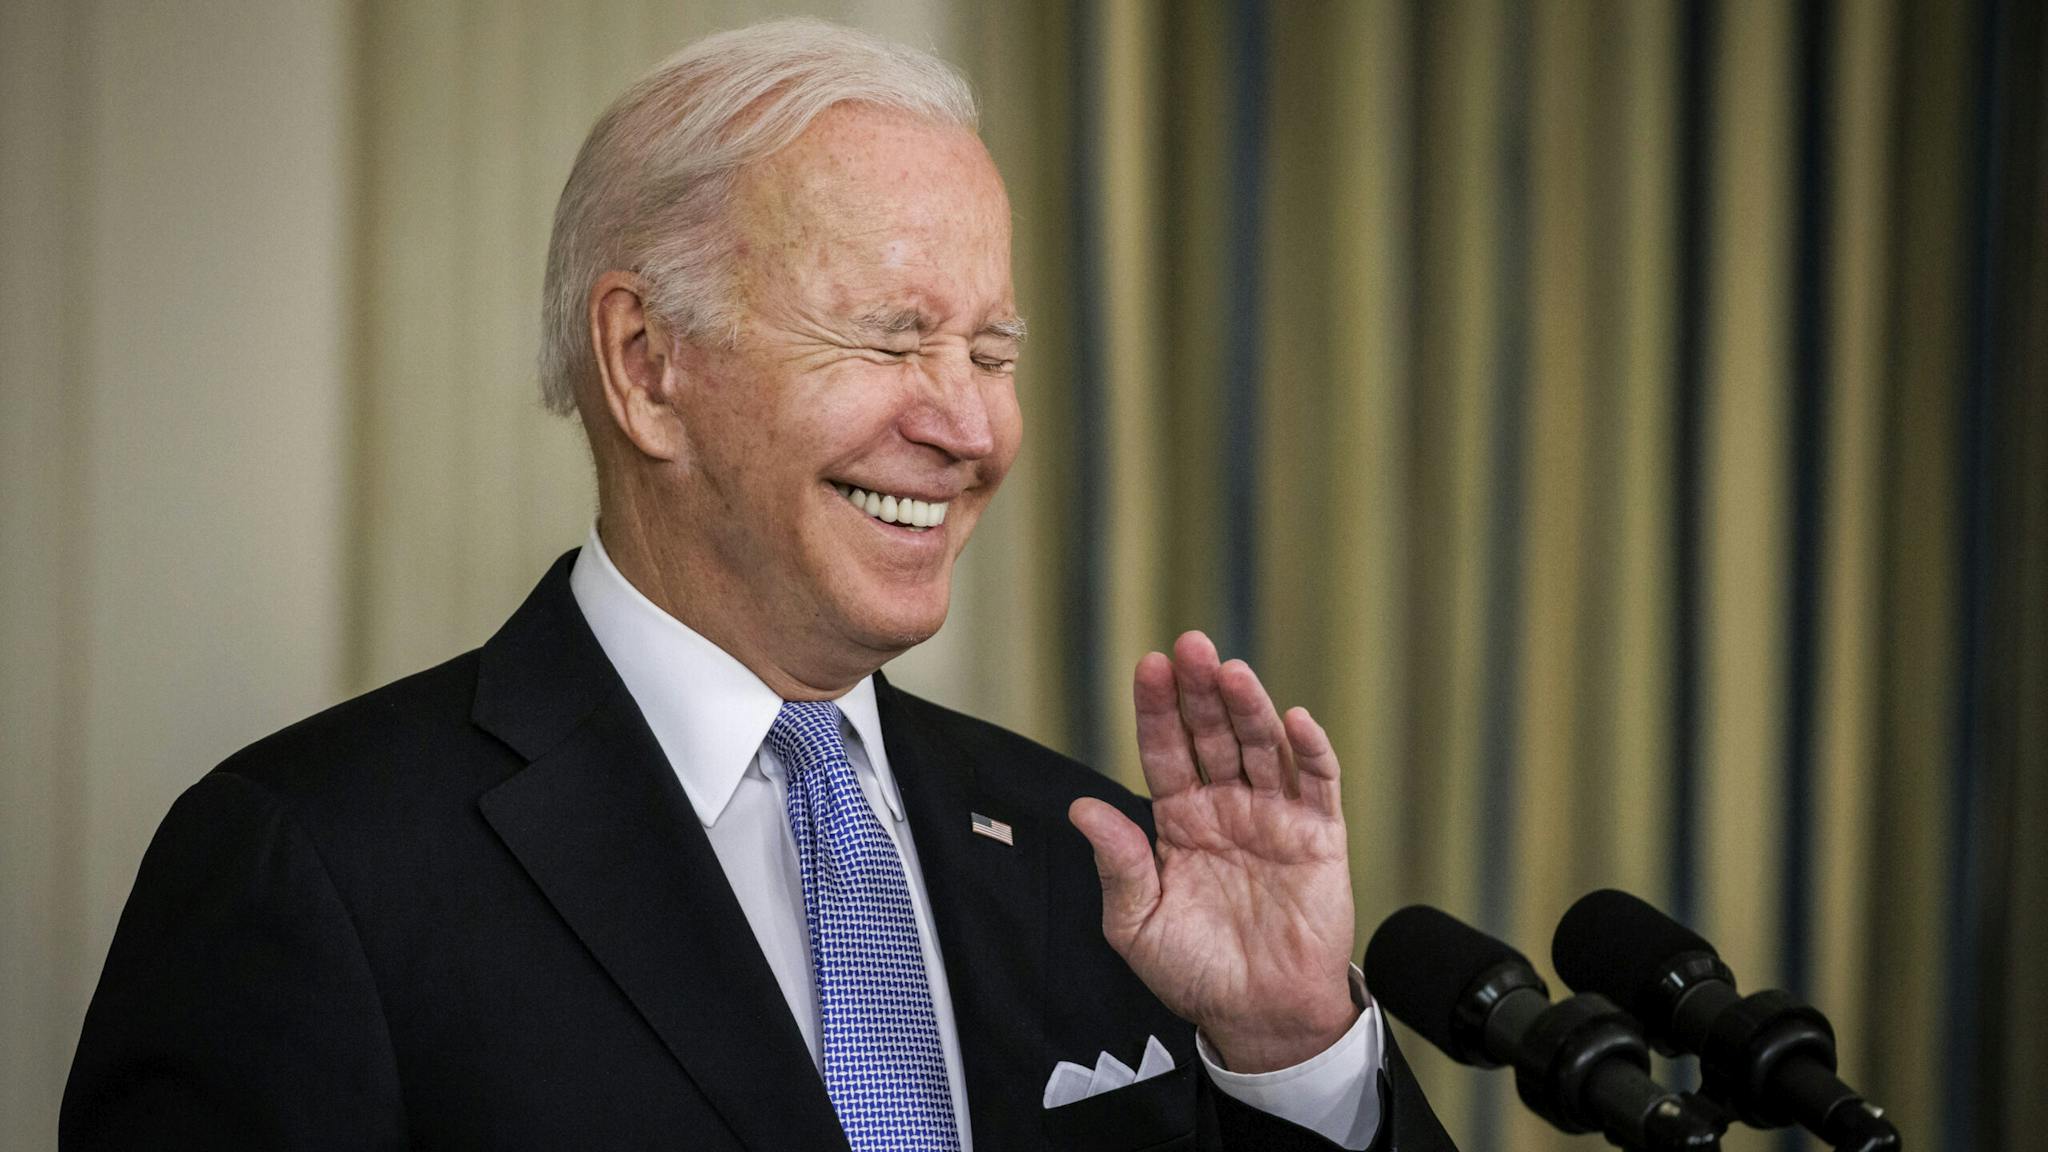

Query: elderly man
[64,20,1447,1152]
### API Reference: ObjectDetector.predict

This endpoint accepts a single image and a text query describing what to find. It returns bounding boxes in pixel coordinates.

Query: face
[662,104,1023,675]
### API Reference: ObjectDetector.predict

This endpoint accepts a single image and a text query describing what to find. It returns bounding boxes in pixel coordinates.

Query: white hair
[538,18,980,415]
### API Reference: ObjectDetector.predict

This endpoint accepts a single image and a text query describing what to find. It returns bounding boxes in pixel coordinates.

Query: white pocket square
[1042,1034,1175,1108]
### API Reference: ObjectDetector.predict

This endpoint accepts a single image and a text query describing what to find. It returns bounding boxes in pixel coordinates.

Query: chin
[839,585,951,655]
[867,604,949,653]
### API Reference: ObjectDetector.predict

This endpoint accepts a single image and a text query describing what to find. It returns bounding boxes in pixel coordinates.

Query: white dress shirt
[569,526,1385,1148]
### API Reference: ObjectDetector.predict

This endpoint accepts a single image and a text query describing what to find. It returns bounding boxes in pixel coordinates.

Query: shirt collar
[567,525,903,827]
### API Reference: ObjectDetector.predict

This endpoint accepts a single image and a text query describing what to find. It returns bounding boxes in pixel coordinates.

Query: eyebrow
[851,308,1029,345]
[980,316,1028,344]
[853,307,927,336]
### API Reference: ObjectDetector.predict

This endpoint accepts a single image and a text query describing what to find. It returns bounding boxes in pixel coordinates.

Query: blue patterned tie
[769,700,960,1151]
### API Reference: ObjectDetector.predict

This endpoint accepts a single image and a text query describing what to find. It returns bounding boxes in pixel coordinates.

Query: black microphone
[1552,889,1900,1152]
[1366,904,1721,1151]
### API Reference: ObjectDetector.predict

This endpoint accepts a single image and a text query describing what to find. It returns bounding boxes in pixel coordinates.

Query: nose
[902,348,997,461]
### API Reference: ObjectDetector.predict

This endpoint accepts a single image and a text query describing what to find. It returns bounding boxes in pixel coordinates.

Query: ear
[589,270,688,461]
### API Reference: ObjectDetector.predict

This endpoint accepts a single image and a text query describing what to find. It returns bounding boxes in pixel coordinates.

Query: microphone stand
[1671,981,1900,1152]
[1463,962,1722,1151]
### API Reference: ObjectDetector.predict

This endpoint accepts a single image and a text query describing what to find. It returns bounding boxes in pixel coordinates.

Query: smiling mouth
[833,482,948,532]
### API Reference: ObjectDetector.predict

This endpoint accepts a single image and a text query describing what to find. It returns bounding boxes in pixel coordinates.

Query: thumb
[1067,797,1161,950]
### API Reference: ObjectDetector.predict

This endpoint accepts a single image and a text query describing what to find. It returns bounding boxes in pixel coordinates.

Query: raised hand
[1068,631,1359,1073]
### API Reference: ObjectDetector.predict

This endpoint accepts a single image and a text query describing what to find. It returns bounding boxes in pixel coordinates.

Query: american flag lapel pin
[970,812,1014,846]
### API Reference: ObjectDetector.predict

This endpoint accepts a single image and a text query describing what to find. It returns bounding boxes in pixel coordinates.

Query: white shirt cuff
[1196,967,1385,1150]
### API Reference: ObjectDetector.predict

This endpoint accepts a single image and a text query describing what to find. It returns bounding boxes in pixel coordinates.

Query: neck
[593,499,893,702]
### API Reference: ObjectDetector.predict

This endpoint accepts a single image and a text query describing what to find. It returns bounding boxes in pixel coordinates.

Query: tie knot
[766,699,849,779]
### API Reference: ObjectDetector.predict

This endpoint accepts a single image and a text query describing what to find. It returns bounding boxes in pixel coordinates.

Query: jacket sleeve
[61,771,408,1151]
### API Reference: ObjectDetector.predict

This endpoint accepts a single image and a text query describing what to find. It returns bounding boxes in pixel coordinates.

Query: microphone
[1366,905,1721,1151]
[1552,889,1900,1152]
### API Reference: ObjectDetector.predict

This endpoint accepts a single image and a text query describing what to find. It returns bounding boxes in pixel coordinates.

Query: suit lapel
[877,678,1051,1150]
[473,553,848,1152]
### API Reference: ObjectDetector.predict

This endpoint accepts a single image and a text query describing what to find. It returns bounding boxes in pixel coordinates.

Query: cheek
[735,367,881,462]
[679,356,777,467]
[812,391,900,438]
[806,366,916,445]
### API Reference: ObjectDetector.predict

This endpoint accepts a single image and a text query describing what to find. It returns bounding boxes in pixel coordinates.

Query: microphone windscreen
[1364,904,1532,1063]
[1551,888,1716,1018]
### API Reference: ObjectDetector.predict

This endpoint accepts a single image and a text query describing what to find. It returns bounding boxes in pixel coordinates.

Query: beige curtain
[954,2,2048,1149]
[0,2,353,1148]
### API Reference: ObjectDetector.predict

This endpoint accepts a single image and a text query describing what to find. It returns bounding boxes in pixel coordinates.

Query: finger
[1218,660,1292,795]
[1171,631,1241,785]
[1284,707,1344,819]
[1068,797,1161,952]
[1133,651,1201,799]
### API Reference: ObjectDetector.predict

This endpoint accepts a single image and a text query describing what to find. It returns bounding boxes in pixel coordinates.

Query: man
[64,20,1449,1151]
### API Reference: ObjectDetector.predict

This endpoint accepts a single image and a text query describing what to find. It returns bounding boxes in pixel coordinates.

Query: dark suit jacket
[63,552,1451,1151]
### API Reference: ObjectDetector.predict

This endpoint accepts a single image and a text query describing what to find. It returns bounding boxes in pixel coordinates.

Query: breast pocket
[1040,1060,1199,1152]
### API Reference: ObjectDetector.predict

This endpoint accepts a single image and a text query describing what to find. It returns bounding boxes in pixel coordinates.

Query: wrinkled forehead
[729,104,1012,290]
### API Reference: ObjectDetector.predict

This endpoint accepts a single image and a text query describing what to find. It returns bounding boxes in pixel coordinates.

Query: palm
[1069,632,1359,1073]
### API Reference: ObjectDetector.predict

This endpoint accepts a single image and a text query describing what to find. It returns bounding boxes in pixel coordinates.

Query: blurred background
[3,0,2043,1149]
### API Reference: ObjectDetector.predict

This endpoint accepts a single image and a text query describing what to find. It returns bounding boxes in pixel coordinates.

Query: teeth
[835,483,949,531]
